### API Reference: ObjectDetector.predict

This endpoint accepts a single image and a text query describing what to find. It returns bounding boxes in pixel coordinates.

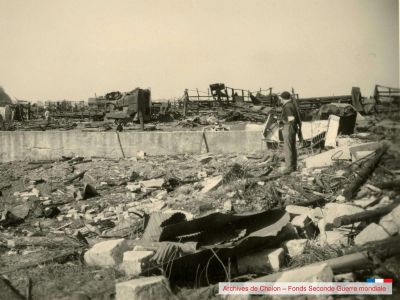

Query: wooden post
[342,145,388,200]
[183,89,188,117]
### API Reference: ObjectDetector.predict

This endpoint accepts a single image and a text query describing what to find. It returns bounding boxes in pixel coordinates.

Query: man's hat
[280,91,291,100]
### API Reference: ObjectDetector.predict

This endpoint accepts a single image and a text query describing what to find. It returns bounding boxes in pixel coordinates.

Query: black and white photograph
[0,0,399,299]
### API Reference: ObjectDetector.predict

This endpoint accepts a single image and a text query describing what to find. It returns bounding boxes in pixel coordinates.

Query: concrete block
[304,147,351,168]
[320,230,347,246]
[84,239,128,267]
[276,263,334,282]
[122,250,154,276]
[354,223,390,246]
[116,276,173,300]
[284,239,308,258]
[285,205,312,216]
[267,248,285,272]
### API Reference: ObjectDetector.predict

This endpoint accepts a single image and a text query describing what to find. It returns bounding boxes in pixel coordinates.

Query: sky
[0,0,398,101]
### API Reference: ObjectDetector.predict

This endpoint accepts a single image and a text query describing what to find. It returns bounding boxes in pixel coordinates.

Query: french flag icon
[366,278,393,283]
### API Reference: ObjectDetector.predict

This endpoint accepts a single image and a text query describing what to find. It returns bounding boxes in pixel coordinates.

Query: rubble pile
[0,115,399,299]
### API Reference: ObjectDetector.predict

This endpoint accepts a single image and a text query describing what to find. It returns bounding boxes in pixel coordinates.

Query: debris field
[0,112,400,300]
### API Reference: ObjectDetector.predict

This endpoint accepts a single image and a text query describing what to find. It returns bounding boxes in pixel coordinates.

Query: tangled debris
[0,113,399,299]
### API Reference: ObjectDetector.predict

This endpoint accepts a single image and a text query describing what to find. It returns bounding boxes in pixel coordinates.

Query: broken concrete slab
[352,151,374,162]
[304,147,351,168]
[284,239,308,258]
[121,250,154,276]
[84,239,129,267]
[349,142,381,159]
[140,178,165,189]
[276,263,334,282]
[285,205,312,216]
[201,175,223,193]
[354,223,390,246]
[115,276,173,300]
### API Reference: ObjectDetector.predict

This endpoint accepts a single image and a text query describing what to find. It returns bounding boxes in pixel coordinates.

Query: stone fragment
[136,151,146,160]
[284,239,308,258]
[126,183,141,192]
[201,175,223,193]
[116,276,173,300]
[122,250,154,276]
[9,204,30,219]
[354,223,390,246]
[223,200,233,212]
[84,239,128,267]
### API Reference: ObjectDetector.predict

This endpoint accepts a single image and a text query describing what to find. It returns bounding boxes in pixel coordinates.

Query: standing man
[44,108,51,123]
[280,91,301,174]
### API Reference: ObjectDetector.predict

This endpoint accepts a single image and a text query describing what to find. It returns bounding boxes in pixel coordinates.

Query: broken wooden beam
[63,170,87,184]
[342,144,388,200]
[5,235,85,249]
[333,202,399,228]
